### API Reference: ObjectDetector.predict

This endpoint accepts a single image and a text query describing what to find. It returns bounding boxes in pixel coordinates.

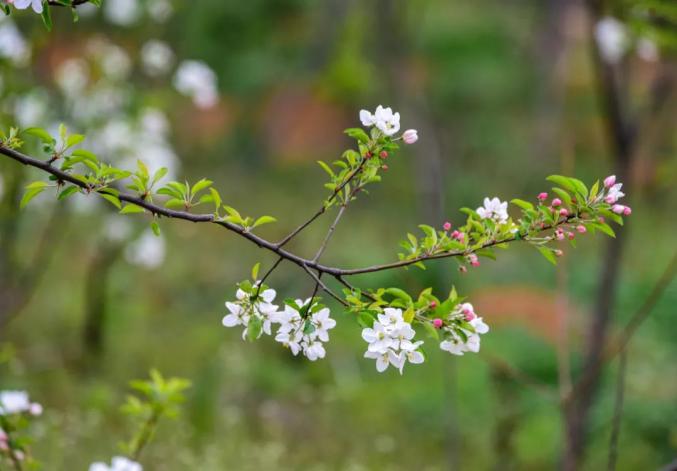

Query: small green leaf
[191,178,212,195]
[151,221,161,237]
[511,198,534,211]
[20,186,46,208]
[23,127,55,144]
[41,3,52,31]
[120,203,146,214]
[58,185,79,200]
[100,193,121,209]
[537,246,558,265]
[344,128,370,144]
[251,262,260,281]
[317,160,335,177]
[252,215,277,229]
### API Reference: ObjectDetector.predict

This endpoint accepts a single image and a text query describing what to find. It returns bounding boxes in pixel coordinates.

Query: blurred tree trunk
[562,3,633,465]
[0,165,65,329]
[491,368,520,471]
[82,243,123,360]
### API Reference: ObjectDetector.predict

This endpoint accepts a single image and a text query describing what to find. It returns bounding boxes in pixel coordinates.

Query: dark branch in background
[0,145,577,282]
[47,0,90,6]
[607,349,627,471]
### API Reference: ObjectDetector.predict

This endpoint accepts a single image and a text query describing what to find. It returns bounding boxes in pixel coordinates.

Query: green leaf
[344,128,370,144]
[252,215,277,229]
[57,185,79,200]
[251,263,260,281]
[589,221,616,238]
[537,246,558,265]
[65,134,85,148]
[120,203,145,214]
[20,186,46,208]
[23,127,54,144]
[151,221,161,237]
[191,178,213,195]
[385,288,413,305]
[317,160,335,177]
[209,188,221,213]
[41,3,52,31]
[511,198,534,211]
[100,193,121,209]
[546,175,576,193]
[246,316,262,342]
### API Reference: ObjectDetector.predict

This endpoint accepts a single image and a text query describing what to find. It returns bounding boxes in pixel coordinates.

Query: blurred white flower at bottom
[89,456,142,471]
[103,0,141,26]
[125,230,166,269]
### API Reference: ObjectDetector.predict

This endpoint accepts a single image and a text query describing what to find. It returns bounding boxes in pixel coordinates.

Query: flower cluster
[222,282,337,361]
[601,175,631,215]
[274,299,336,361]
[361,308,424,374]
[359,105,418,144]
[89,456,142,471]
[222,283,279,340]
[438,303,490,356]
[477,197,509,224]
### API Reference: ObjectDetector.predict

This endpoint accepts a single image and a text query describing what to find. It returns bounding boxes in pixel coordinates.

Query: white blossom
[439,304,490,356]
[89,456,142,471]
[11,0,43,14]
[273,299,336,361]
[147,0,173,23]
[173,60,219,109]
[103,0,142,26]
[0,390,41,416]
[0,16,30,66]
[359,105,401,136]
[124,230,166,269]
[141,40,175,77]
[595,17,628,64]
[14,91,49,128]
[605,183,625,204]
[361,308,424,374]
[222,284,279,340]
[476,197,508,224]
[56,59,90,97]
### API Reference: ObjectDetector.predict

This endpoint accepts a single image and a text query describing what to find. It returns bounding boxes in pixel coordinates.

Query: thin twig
[302,265,347,306]
[312,204,346,263]
[275,157,367,248]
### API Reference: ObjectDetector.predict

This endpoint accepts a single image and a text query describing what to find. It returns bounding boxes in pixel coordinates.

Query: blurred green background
[0,0,676,469]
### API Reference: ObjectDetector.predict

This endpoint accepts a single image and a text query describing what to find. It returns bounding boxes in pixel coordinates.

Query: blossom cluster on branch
[0,103,632,376]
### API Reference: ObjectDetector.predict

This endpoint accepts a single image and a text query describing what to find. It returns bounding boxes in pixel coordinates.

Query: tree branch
[0,145,582,281]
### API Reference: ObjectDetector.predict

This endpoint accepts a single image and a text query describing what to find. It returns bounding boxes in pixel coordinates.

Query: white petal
[222,314,240,327]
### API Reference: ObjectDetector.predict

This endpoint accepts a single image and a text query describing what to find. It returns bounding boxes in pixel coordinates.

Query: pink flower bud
[468,253,480,267]
[459,266,468,273]
[612,204,625,214]
[537,192,548,201]
[554,249,563,257]
[567,232,575,240]
[381,164,389,171]
[551,198,562,207]
[365,151,372,158]
[623,206,631,215]
[559,208,569,217]
[402,129,419,144]
[433,318,443,328]
[443,222,452,231]
[430,301,437,309]
[605,195,617,204]
[576,225,587,234]
[379,151,388,159]
[555,229,565,241]
[598,216,605,223]
[604,175,616,188]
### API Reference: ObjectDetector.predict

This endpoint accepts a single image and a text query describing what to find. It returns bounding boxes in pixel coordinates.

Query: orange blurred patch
[261,87,349,163]
[471,285,585,345]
